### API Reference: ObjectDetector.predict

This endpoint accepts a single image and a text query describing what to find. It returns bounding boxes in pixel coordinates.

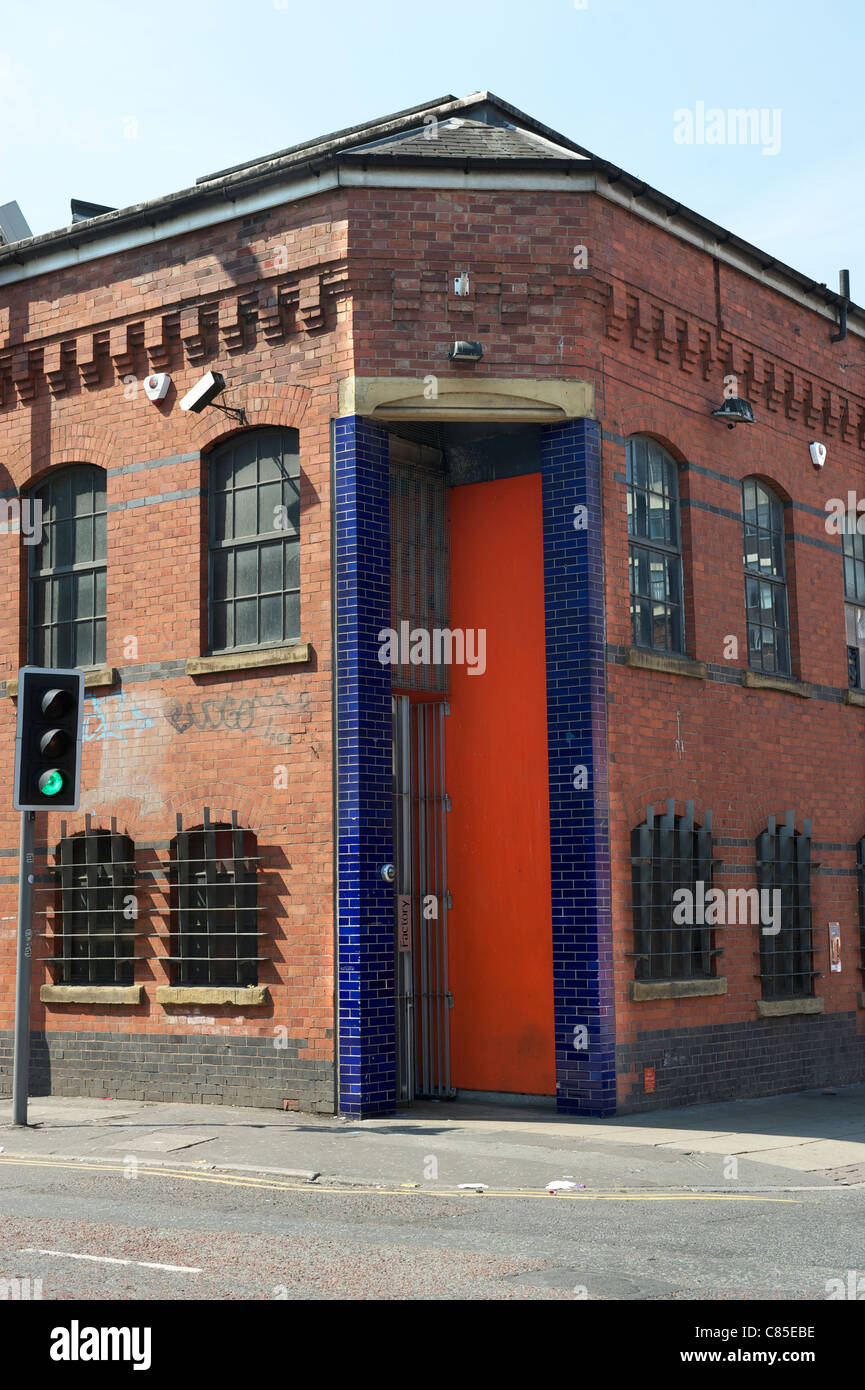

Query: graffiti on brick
[164,691,308,739]
[83,693,156,743]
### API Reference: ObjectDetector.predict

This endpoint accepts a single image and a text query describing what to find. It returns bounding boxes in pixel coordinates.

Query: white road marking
[21,1247,202,1273]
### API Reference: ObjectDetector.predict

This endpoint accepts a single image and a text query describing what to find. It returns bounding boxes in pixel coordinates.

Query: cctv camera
[809,441,827,469]
[179,370,227,414]
[143,372,171,402]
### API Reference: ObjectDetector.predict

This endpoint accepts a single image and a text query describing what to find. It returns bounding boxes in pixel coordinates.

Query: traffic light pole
[12,810,36,1126]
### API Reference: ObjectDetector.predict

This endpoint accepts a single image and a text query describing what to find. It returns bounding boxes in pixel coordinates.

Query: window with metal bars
[742,478,791,676]
[843,529,865,690]
[858,839,865,978]
[756,812,814,999]
[51,831,137,986]
[27,465,107,668]
[626,436,684,654]
[631,800,715,980]
[168,816,261,987]
[208,428,300,653]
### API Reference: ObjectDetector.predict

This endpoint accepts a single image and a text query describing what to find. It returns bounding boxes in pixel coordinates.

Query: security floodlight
[711,397,755,429]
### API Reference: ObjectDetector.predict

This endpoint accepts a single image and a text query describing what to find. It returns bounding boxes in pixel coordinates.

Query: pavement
[2,1084,865,1194]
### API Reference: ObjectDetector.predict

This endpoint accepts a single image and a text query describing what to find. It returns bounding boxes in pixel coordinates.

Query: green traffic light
[38,769,65,797]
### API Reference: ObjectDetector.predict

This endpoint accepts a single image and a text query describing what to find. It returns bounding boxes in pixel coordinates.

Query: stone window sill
[756,996,824,1018]
[626,648,706,680]
[742,671,811,698]
[156,985,270,1007]
[187,643,310,677]
[41,984,142,1005]
[630,977,726,1001]
[846,689,865,708]
[6,666,117,698]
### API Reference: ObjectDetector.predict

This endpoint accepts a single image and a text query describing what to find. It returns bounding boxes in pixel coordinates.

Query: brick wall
[0,192,353,1111]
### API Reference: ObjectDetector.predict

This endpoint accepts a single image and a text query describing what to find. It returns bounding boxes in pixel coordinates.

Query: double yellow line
[0,1155,798,1201]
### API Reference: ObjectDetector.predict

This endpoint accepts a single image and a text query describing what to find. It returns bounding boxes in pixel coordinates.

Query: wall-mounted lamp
[449,340,483,363]
[711,397,755,429]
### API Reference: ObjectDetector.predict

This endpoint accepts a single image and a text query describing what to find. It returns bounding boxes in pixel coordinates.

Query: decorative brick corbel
[784,370,804,421]
[298,273,324,330]
[43,340,69,397]
[628,293,651,352]
[12,349,36,402]
[218,296,245,353]
[653,306,677,363]
[764,361,783,413]
[255,289,286,346]
[676,318,700,374]
[822,388,841,437]
[604,280,628,341]
[698,328,714,379]
[145,315,172,369]
[180,306,207,364]
[77,332,102,387]
[109,324,135,380]
[803,380,822,428]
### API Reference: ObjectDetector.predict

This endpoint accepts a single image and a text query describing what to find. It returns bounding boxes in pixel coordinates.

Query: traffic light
[13,667,85,811]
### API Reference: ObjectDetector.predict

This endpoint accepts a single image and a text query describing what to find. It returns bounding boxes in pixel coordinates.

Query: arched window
[208,428,300,652]
[631,800,715,981]
[27,465,107,667]
[843,528,865,690]
[756,812,812,999]
[742,478,790,675]
[169,817,260,987]
[626,436,683,653]
[52,829,137,986]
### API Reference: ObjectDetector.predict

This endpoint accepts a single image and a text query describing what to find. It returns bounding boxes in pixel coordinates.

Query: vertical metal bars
[54,829,136,986]
[757,811,814,999]
[392,696,452,1099]
[631,802,715,981]
[169,812,260,987]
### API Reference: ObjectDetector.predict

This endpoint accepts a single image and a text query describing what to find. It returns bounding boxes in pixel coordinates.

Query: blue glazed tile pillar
[541,418,616,1116]
[333,415,396,1117]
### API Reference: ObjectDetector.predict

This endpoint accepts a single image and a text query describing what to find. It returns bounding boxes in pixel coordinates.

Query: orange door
[446,473,555,1095]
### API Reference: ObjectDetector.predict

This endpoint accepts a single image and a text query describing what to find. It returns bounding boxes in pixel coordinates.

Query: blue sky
[1,0,862,294]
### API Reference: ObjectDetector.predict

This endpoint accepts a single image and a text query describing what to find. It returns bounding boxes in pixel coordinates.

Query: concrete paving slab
[104,1131,219,1153]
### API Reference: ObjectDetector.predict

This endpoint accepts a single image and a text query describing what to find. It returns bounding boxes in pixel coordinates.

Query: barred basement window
[756,812,814,1000]
[208,428,300,653]
[742,478,790,676]
[50,829,137,986]
[631,799,716,981]
[27,464,107,668]
[626,437,684,654]
[843,529,865,690]
[168,812,262,987]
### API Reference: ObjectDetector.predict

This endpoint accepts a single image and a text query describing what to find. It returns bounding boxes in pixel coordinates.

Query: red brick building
[0,91,863,1117]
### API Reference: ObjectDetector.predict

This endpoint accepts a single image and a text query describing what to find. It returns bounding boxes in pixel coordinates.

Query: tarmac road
[0,1157,862,1301]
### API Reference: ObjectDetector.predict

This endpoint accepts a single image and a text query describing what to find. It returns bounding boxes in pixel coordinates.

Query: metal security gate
[393,695,453,1101]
